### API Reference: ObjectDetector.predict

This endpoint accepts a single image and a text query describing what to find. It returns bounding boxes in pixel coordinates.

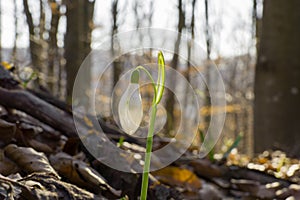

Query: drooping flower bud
[118,70,143,135]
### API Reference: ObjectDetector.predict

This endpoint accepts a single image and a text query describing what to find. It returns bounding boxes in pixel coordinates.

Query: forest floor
[0,65,300,200]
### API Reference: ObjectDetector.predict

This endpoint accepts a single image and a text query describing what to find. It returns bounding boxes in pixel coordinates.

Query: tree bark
[0,1,2,61]
[65,0,94,103]
[254,0,300,156]
[165,0,185,134]
[203,0,212,129]
[48,0,60,95]
[0,88,77,137]
[23,0,43,85]
[111,0,121,87]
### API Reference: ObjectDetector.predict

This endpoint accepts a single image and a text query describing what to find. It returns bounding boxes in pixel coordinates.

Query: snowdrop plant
[118,69,143,135]
[118,51,165,200]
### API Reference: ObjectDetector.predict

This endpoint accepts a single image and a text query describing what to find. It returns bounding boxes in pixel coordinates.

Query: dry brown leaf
[0,119,16,147]
[27,139,53,154]
[189,159,224,178]
[4,144,59,178]
[198,183,224,200]
[49,152,121,197]
[0,150,19,176]
[0,173,101,200]
[12,119,66,154]
[152,166,202,191]
[231,179,276,199]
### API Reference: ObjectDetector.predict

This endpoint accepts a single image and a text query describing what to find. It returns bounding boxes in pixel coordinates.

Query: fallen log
[0,87,77,137]
[227,165,292,187]
[0,65,77,137]
[28,88,72,114]
[0,65,140,145]
[0,65,19,89]
[177,158,293,188]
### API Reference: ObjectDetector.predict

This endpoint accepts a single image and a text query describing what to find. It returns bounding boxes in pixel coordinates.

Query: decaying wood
[0,66,80,138]
[0,119,16,147]
[0,65,138,145]
[0,173,103,200]
[0,66,19,89]
[227,165,292,187]
[4,144,60,178]
[180,158,293,188]
[0,87,77,138]
[28,88,72,114]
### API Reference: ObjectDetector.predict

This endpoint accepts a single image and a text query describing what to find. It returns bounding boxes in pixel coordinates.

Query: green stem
[140,104,157,200]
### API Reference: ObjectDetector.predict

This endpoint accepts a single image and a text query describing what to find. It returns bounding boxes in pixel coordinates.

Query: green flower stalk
[140,51,165,200]
[118,51,165,200]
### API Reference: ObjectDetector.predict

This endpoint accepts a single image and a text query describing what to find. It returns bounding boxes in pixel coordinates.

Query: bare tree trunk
[204,0,211,60]
[246,106,253,157]
[165,0,185,134]
[23,0,43,86]
[0,1,1,61]
[147,0,154,60]
[252,0,257,41]
[254,0,300,156]
[23,0,35,59]
[48,1,60,95]
[182,0,196,144]
[111,0,121,87]
[183,0,196,108]
[203,0,212,129]
[39,0,45,42]
[65,0,95,104]
[39,0,48,87]
[12,0,18,63]
[253,0,263,55]
[187,0,196,79]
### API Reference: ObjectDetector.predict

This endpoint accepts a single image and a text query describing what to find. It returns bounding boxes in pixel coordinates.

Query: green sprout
[222,133,243,160]
[118,51,166,200]
[117,136,125,147]
[199,128,215,162]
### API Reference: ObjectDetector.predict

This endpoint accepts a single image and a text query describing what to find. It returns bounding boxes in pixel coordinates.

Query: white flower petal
[118,83,143,135]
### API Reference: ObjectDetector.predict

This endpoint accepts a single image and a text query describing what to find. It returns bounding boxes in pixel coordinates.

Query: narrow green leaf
[222,133,243,160]
[117,136,125,147]
[198,128,215,161]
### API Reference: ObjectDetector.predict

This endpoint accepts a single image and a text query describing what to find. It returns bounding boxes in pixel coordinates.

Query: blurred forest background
[0,0,299,157]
